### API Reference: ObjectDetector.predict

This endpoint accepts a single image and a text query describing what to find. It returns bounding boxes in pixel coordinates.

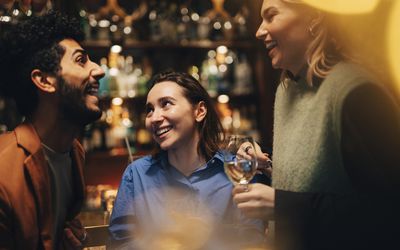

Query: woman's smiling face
[145,81,200,151]
[256,0,313,75]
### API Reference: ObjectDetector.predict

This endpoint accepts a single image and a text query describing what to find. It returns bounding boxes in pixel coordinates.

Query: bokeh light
[302,0,379,14]
[388,0,400,94]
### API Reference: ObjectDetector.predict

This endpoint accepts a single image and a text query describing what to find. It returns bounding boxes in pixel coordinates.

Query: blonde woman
[233,1,400,250]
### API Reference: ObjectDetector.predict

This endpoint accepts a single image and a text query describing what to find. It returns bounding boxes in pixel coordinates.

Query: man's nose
[91,61,105,80]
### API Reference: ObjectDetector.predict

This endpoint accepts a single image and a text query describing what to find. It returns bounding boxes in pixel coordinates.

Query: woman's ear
[31,69,56,93]
[195,101,207,122]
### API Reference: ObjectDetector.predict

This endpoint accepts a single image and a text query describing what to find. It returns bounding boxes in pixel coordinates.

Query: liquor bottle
[234,5,250,41]
[124,55,139,98]
[233,53,253,95]
[136,113,153,151]
[148,0,162,42]
[108,49,120,97]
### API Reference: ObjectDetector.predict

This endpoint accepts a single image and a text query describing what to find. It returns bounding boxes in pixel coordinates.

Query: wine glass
[222,135,258,190]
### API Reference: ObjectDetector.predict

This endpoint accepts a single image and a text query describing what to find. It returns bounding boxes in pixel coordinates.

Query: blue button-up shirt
[109,151,265,249]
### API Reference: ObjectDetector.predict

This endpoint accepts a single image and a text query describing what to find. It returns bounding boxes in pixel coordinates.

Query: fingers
[232,184,275,221]
[64,219,87,247]
[64,228,83,248]
[232,183,251,195]
[232,184,275,206]
[237,142,256,161]
[257,164,272,178]
[234,198,272,220]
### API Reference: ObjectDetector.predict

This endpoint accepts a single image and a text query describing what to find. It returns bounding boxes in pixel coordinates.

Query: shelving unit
[78,0,277,190]
[83,39,255,49]
[0,0,278,189]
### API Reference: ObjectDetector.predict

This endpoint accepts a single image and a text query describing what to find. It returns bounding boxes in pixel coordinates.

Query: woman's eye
[266,14,275,22]
[162,100,172,108]
[145,106,154,115]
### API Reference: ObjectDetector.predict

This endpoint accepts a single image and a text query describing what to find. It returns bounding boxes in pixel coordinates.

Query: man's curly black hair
[0,11,84,117]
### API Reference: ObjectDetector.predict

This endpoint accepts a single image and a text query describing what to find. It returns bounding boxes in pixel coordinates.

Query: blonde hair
[281,0,350,85]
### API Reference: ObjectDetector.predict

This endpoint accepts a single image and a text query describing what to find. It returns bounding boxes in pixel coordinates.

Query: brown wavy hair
[148,71,224,161]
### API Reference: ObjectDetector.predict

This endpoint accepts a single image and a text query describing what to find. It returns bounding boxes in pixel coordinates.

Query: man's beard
[57,76,102,126]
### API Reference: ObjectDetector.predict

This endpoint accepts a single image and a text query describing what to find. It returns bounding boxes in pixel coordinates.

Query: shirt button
[211,160,215,164]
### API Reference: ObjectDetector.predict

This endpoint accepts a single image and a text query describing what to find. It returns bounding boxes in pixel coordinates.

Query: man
[0,12,104,249]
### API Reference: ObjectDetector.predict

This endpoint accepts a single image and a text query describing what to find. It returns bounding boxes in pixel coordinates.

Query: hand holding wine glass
[222,135,258,190]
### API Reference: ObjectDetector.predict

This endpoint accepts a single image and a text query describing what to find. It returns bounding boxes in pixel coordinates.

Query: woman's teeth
[156,127,172,136]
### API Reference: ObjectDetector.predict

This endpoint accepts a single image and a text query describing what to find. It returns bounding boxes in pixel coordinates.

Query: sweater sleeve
[274,84,400,250]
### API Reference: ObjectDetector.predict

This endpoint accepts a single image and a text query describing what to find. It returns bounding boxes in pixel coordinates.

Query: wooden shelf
[85,150,149,188]
[83,39,255,50]
[98,94,255,102]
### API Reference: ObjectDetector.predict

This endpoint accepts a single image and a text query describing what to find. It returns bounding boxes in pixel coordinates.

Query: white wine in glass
[222,135,258,188]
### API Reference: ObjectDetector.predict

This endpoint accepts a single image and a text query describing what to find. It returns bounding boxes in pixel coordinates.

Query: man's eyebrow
[71,49,88,57]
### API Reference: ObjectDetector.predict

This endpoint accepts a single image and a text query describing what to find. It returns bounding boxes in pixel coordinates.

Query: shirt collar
[151,150,223,172]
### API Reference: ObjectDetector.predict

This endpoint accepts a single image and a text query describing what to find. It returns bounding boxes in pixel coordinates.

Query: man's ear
[31,69,56,93]
[195,101,207,122]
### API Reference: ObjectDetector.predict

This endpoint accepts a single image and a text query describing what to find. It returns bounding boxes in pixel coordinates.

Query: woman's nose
[150,109,164,123]
[256,22,268,40]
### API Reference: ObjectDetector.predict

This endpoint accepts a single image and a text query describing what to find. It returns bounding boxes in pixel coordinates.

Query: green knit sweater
[272,62,378,194]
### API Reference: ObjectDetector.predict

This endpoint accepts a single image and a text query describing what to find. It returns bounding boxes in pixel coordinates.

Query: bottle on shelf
[77,0,264,155]
[233,53,253,95]
[233,5,250,41]
[135,113,153,151]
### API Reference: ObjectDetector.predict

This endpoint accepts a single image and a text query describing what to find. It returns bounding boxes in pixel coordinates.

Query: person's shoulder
[321,61,381,99]
[121,154,162,182]
[0,130,24,163]
[0,131,24,184]
[0,131,16,154]
[327,62,373,85]
[125,155,161,173]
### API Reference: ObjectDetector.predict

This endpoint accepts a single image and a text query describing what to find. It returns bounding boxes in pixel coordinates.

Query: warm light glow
[110,45,122,53]
[79,10,86,17]
[218,64,227,73]
[0,16,11,22]
[217,94,230,104]
[388,0,400,94]
[110,24,117,32]
[191,13,200,21]
[12,9,19,16]
[216,46,228,54]
[207,50,216,58]
[123,26,132,35]
[224,21,232,30]
[98,19,110,28]
[112,97,123,106]
[302,0,379,14]
[109,68,119,76]
[225,56,233,64]
[213,21,222,30]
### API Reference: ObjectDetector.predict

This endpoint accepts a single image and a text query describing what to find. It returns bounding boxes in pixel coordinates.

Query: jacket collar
[14,122,86,247]
[14,122,42,155]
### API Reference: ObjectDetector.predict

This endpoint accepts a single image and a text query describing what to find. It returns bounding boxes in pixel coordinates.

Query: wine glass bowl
[222,135,258,188]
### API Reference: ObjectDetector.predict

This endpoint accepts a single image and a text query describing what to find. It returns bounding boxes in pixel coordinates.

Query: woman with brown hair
[109,71,265,249]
